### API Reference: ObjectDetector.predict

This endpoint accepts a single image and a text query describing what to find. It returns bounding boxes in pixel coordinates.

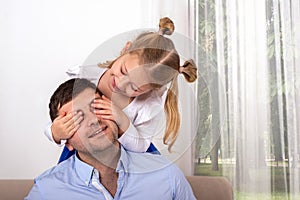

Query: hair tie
[158,29,164,35]
[179,66,185,73]
[158,17,175,36]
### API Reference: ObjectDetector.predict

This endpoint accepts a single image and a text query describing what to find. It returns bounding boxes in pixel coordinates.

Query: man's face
[58,88,119,157]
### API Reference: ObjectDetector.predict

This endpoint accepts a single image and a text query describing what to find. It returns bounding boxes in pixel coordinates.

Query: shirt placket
[91,169,113,200]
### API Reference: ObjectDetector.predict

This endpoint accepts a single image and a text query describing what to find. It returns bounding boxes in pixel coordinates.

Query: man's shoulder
[34,156,75,183]
[124,151,178,174]
[123,151,194,198]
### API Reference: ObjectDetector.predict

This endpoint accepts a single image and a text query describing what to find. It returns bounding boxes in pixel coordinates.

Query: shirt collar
[74,147,129,186]
[116,146,130,173]
[74,153,95,186]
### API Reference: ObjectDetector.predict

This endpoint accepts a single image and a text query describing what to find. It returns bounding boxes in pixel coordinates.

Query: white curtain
[195,0,300,198]
[138,0,198,176]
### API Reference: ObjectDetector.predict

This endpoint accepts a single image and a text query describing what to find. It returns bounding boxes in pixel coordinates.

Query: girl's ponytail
[179,59,198,83]
[163,59,197,151]
[158,17,175,35]
[163,74,180,152]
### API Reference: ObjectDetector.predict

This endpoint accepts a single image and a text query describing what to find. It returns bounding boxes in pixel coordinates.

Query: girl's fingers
[73,112,83,124]
[94,96,111,105]
[94,98,111,104]
[64,112,83,129]
[61,112,77,123]
[63,125,79,139]
[94,109,112,116]
[64,116,75,128]
[55,112,65,120]
[99,115,114,121]
[101,95,111,101]
[68,124,80,136]
[92,102,111,110]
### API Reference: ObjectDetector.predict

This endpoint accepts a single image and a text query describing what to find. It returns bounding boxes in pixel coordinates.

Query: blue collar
[73,146,129,186]
[74,153,94,186]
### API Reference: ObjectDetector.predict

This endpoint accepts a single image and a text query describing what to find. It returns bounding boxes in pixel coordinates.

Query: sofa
[0,176,233,200]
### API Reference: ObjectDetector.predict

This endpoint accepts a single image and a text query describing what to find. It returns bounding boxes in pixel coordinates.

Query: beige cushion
[186,176,233,200]
[0,176,233,200]
[0,179,33,200]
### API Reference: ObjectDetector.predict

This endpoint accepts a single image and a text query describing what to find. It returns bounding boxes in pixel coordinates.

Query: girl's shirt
[44,65,165,152]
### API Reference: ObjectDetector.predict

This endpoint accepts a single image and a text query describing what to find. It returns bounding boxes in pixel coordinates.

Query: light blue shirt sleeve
[24,181,42,200]
[169,165,196,200]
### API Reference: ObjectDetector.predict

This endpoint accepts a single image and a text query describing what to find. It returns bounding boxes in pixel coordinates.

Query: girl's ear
[65,143,74,151]
[121,41,132,55]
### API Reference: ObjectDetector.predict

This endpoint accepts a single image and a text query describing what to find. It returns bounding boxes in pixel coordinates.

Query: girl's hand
[92,95,130,135]
[51,111,83,144]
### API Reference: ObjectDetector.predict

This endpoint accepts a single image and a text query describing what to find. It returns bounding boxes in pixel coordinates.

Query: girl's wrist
[118,117,130,133]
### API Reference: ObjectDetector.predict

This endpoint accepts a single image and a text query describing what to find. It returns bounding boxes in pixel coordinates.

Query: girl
[45,17,197,162]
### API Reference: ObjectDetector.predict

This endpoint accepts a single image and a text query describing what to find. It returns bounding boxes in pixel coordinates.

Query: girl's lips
[111,76,116,89]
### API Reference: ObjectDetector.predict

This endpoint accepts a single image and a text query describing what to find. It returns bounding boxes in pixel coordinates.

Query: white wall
[0,0,195,179]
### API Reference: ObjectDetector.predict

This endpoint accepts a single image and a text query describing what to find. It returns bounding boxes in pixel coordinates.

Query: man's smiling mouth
[88,126,107,138]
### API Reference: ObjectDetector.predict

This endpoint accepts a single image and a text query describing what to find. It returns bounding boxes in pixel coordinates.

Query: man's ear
[65,142,74,151]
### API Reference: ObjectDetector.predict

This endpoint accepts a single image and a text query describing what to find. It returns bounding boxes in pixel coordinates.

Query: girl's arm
[119,91,166,152]
[44,65,107,145]
[93,94,165,152]
[118,114,163,152]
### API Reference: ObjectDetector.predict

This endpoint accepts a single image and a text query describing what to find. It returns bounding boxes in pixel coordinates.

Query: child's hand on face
[51,111,83,144]
[92,95,130,135]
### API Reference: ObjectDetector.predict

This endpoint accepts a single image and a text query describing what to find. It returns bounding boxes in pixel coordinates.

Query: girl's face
[109,53,153,97]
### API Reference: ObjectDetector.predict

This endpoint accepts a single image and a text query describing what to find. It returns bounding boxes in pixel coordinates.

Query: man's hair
[49,78,101,121]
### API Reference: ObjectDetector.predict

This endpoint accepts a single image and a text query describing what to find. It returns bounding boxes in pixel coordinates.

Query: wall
[0,0,195,179]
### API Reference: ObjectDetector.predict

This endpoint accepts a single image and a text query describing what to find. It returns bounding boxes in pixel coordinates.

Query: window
[194,0,300,199]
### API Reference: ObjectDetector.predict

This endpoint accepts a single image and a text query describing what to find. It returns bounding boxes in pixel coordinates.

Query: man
[25,78,195,200]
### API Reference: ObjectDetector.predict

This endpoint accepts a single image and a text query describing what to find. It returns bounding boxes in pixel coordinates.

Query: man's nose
[88,112,100,127]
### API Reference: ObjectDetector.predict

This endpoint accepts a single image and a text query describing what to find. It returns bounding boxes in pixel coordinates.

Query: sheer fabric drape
[139,0,198,176]
[196,0,300,198]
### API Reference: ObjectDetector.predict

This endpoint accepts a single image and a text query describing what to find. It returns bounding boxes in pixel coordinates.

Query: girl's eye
[121,69,126,75]
[121,65,127,75]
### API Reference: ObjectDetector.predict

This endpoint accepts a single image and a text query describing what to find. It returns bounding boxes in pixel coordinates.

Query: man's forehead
[59,89,100,113]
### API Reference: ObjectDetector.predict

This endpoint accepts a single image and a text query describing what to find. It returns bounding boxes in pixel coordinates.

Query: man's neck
[79,144,121,169]
[78,145,121,197]
[94,160,119,196]
[92,147,120,173]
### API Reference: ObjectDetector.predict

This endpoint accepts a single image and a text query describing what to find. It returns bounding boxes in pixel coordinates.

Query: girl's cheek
[126,88,137,97]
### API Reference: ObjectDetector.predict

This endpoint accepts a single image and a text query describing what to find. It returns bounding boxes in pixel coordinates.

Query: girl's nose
[117,76,129,90]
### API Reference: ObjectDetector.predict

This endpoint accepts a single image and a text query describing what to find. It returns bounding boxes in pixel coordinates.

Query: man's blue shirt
[25,147,195,200]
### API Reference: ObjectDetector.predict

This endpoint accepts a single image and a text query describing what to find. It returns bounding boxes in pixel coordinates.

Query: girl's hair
[100,17,197,151]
